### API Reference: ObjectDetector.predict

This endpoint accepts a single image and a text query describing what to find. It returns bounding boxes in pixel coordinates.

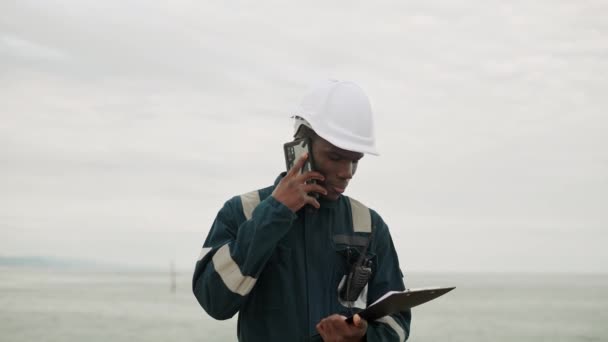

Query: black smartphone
[283,138,318,198]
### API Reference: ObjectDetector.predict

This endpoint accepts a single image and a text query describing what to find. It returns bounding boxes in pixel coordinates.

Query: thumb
[353,314,362,327]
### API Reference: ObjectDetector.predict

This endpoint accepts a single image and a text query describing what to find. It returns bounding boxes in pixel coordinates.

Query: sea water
[1,267,606,341]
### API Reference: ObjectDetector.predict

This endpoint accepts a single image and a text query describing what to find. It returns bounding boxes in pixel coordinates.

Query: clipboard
[345,286,456,323]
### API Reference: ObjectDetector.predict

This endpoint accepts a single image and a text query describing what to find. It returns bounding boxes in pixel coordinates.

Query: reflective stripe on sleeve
[197,247,212,261]
[212,244,257,296]
[348,197,371,233]
[376,315,406,342]
[240,190,261,220]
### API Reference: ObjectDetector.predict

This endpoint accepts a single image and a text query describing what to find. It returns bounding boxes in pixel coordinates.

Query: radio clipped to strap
[339,196,374,309]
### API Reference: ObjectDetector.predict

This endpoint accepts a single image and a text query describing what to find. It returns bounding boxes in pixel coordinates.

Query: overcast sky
[1,0,607,273]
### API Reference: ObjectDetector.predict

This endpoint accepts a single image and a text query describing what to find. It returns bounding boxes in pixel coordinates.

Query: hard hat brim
[292,114,379,156]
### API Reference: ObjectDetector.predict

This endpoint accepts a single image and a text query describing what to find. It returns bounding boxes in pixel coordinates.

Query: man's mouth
[332,186,345,194]
[319,181,348,197]
[324,182,347,194]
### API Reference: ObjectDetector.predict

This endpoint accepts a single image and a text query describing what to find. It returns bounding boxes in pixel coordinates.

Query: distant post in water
[170,260,176,293]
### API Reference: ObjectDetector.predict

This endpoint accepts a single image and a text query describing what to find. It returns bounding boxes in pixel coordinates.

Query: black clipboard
[345,286,456,323]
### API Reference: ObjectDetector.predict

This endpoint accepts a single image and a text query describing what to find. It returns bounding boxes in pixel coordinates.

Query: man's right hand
[272,152,327,212]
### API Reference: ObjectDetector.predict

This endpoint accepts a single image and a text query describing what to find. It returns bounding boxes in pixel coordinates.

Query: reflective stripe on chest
[239,191,372,234]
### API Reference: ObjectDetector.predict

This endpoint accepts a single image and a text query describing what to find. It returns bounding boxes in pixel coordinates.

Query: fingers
[353,314,361,327]
[302,183,327,196]
[305,195,321,209]
[287,152,309,177]
[353,314,366,328]
[316,315,341,338]
[316,314,367,341]
[295,170,325,183]
[287,154,324,183]
[316,322,327,339]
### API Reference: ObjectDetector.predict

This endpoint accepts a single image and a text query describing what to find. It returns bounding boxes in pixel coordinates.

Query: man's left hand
[316,314,367,342]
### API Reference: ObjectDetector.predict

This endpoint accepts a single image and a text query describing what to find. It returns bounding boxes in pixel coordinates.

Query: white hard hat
[293,80,379,155]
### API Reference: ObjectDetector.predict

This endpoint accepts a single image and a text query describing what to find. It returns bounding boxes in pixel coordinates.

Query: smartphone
[283,138,318,198]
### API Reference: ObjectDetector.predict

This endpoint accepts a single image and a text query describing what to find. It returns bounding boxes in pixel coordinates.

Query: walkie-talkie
[341,260,373,302]
[340,233,374,303]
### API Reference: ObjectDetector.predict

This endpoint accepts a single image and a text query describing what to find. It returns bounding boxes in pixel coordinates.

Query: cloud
[0,34,70,62]
[1,0,607,272]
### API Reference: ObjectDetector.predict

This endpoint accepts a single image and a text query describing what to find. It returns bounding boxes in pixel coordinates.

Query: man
[193,80,411,341]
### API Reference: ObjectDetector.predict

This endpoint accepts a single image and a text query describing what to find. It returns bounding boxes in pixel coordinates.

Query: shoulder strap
[348,197,372,233]
[240,190,261,220]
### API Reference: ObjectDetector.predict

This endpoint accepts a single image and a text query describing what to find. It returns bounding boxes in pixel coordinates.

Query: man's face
[311,136,364,201]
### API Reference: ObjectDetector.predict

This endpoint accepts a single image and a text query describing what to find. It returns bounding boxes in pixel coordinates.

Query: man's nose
[337,161,354,180]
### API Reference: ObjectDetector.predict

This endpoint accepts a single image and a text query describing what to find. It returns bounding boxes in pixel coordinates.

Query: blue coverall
[193,175,411,341]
